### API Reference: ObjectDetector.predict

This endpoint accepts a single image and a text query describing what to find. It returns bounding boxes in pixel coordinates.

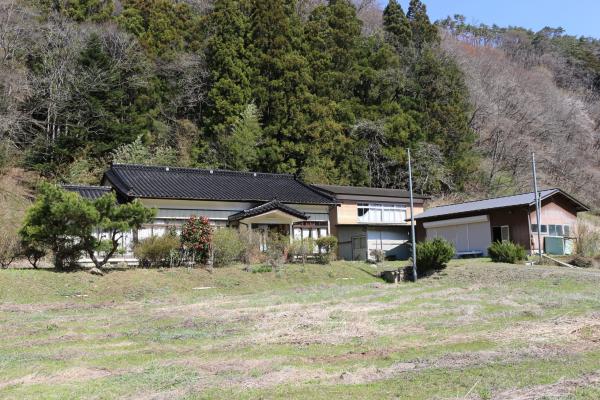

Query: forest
[1,0,599,207]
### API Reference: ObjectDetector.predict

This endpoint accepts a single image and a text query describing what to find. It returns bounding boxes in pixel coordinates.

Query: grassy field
[2,260,600,399]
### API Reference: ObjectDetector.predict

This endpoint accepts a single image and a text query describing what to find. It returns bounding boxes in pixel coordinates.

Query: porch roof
[228,200,308,222]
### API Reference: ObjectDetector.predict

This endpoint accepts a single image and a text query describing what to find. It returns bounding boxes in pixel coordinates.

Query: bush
[369,249,385,263]
[416,238,455,275]
[133,234,180,267]
[264,232,289,269]
[0,232,21,268]
[180,216,212,265]
[22,243,45,269]
[251,265,272,273]
[288,238,315,263]
[212,228,245,267]
[238,228,261,264]
[315,236,338,264]
[570,255,593,268]
[487,241,527,264]
[576,219,600,257]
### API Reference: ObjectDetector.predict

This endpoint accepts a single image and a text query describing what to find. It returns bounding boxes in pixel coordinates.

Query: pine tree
[383,0,412,50]
[247,0,313,173]
[305,0,362,101]
[219,103,263,171]
[204,0,253,139]
[117,0,203,58]
[406,0,439,49]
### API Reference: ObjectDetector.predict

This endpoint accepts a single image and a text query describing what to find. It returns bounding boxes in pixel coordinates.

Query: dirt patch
[0,367,112,389]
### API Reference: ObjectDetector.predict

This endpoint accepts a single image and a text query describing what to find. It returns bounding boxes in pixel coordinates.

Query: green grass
[1,260,600,399]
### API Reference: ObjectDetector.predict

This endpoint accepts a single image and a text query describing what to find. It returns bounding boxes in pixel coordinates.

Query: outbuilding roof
[62,185,112,200]
[312,184,429,199]
[414,188,589,220]
[103,164,335,205]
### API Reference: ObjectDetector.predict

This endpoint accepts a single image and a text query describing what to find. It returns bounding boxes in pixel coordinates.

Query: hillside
[0,0,599,208]
[440,18,600,206]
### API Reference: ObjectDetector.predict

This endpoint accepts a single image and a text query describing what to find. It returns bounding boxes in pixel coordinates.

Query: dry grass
[1,260,600,399]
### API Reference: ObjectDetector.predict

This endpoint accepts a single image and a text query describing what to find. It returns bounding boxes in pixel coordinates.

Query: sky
[377,0,600,38]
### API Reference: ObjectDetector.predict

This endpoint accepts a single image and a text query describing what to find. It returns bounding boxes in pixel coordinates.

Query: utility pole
[408,148,418,282]
[532,153,543,262]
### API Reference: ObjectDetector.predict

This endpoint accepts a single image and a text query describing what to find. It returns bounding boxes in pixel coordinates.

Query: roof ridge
[111,163,296,179]
[427,188,558,210]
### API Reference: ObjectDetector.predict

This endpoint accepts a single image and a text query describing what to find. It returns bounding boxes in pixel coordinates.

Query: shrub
[416,238,455,275]
[133,234,180,267]
[570,255,593,268]
[22,243,46,269]
[264,232,289,269]
[369,249,385,263]
[238,228,261,264]
[212,228,245,267]
[180,216,212,265]
[0,232,21,268]
[576,219,600,257]
[315,236,338,264]
[251,265,272,273]
[488,241,527,264]
[288,238,315,263]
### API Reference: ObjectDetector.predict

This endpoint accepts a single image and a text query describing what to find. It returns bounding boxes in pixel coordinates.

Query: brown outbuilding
[413,189,589,256]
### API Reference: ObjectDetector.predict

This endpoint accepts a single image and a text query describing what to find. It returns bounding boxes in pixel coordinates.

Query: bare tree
[443,32,600,206]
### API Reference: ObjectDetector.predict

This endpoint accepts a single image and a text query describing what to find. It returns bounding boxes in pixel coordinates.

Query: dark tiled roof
[313,184,430,199]
[228,200,308,221]
[62,185,112,200]
[103,164,335,204]
[414,188,589,220]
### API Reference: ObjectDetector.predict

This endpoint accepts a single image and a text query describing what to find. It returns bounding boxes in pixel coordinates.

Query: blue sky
[377,0,600,38]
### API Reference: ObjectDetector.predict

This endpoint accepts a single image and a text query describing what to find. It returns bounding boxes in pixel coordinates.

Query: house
[413,189,590,256]
[312,184,428,261]
[65,164,337,261]
[64,164,429,263]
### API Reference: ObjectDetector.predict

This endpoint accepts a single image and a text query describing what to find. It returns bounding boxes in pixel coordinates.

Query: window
[501,226,510,242]
[357,203,407,224]
[492,226,510,242]
[532,224,571,237]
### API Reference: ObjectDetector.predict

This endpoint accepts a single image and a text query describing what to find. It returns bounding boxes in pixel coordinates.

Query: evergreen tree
[383,0,412,49]
[248,0,313,173]
[204,0,253,140]
[27,32,158,174]
[63,0,114,22]
[305,0,362,101]
[219,103,262,171]
[406,0,439,49]
[117,0,204,58]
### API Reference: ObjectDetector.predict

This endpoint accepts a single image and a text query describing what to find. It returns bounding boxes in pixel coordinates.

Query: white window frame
[532,223,571,237]
[357,203,407,224]
[500,225,510,242]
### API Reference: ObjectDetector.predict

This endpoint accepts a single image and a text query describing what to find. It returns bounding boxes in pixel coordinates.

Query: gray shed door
[424,215,492,256]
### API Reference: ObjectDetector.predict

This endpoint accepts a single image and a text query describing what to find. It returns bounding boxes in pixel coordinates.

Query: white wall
[367,227,410,260]
[425,217,492,255]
